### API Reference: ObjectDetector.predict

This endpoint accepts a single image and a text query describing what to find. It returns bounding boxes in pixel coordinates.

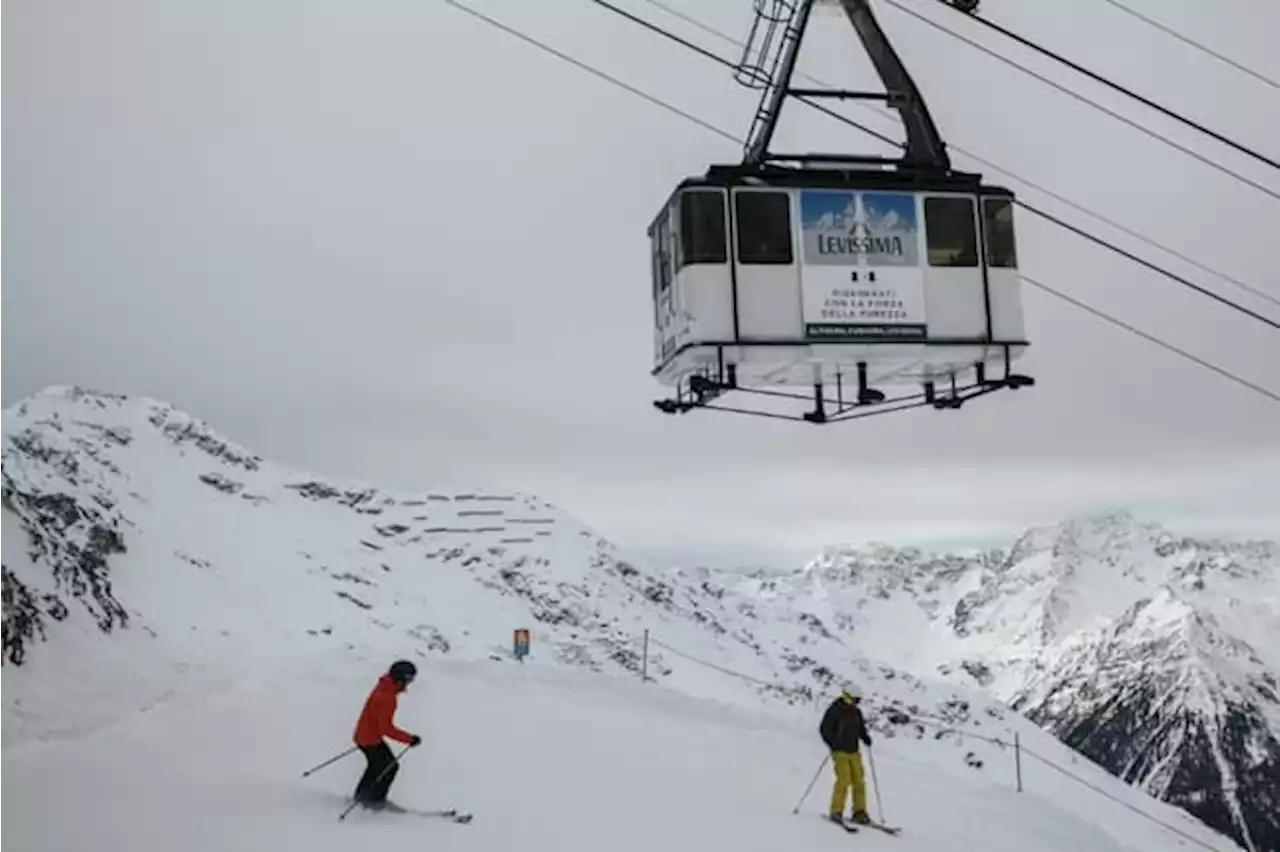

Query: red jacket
[353,674,415,746]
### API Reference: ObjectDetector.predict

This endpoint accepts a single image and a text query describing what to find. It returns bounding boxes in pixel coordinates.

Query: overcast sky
[5,0,1280,568]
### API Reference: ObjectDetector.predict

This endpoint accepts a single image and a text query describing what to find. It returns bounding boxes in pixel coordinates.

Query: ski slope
[0,386,1246,851]
[0,654,1213,852]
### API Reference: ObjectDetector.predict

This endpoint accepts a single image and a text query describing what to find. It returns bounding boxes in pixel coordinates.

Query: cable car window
[983,197,1018,268]
[651,231,663,323]
[735,191,793,265]
[649,225,661,298]
[654,211,672,294]
[924,196,978,267]
[678,190,728,268]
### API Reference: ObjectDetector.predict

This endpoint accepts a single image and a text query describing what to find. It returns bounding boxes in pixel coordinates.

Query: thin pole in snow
[301,746,358,777]
[1014,732,1023,793]
[867,745,885,824]
[793,754,830,814]
[642,629,649,682]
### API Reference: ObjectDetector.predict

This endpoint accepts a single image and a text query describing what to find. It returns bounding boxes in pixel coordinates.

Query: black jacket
[819,699,871,753]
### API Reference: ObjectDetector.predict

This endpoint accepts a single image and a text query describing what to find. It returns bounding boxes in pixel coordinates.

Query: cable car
[650,0,1032,423]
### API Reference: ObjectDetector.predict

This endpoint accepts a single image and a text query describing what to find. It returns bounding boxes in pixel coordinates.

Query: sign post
[513,628,530,663]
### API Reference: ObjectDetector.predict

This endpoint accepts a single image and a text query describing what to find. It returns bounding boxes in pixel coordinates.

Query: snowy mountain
[796,515,1280,851]
[1,384,1016,745]
[0,385,1246,852]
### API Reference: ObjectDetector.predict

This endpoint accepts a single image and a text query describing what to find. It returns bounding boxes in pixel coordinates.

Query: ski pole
[338,745,413,822]
[301,746,359,778]
[792,754,830,814]
[867,744,885,824]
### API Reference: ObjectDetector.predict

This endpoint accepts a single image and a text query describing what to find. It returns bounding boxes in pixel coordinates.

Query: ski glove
[409,735,422,747]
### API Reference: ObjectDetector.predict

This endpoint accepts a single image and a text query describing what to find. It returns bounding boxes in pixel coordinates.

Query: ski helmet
[389,659,417,684]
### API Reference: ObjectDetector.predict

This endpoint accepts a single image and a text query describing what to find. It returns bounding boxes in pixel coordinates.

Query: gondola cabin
[649,167,1028,396]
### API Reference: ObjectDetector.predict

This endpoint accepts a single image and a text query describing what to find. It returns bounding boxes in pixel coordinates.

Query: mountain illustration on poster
[800,189,919,267]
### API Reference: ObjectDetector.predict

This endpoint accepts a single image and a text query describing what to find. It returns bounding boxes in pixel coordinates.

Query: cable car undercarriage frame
[650,0,1034,424]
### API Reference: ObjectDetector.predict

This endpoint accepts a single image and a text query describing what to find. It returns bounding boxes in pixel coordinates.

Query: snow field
[2,654,1192,852]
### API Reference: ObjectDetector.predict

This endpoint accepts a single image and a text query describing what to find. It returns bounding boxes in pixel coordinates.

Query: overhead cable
[1025,275,1280,403]
[441,0,737,145]
[880,0,1280,203]
[441,0,1280,407]
[1017,200,1280,332]
[916,0,1280,171]
[1100,0,1280,93]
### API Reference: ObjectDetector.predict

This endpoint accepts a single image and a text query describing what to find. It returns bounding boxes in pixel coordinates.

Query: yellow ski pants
[829,750,868,816]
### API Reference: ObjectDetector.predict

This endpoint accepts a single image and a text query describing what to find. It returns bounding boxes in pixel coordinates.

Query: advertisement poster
[798,189,927,339]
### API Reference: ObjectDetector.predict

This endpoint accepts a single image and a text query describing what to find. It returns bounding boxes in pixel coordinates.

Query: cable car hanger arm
[742,0,952,172]
[839,0,951,170]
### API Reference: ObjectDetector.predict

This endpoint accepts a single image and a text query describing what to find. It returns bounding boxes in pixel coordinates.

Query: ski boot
[850,810,871,825]
[352,794,388,812]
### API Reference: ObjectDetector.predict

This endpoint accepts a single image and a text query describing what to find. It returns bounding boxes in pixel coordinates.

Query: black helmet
[388,659,417,684]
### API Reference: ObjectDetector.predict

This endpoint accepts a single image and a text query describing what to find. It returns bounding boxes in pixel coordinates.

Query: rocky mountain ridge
[793,512,1279,851]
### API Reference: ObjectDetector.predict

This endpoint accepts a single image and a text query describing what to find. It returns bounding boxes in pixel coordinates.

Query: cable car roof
[695,162,1012,195]
[649,164,1016,232]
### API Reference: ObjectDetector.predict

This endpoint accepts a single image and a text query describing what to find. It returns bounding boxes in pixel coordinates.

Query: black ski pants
[354,742,399,804]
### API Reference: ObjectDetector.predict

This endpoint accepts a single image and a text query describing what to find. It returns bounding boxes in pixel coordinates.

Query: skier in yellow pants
[819,688,873,825]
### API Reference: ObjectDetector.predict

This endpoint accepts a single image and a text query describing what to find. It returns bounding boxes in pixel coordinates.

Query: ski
[413,809,473,824]
[390,805,473,823]
[345,800,473,824]
[863,821,901,836]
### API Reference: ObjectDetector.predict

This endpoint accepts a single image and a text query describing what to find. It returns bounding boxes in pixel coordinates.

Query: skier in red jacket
[352,660,421,809]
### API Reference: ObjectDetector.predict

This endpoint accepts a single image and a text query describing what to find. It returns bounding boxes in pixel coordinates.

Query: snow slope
[0,385,1244,852]
[792,517,1280,851]
[0,654,1236,852]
